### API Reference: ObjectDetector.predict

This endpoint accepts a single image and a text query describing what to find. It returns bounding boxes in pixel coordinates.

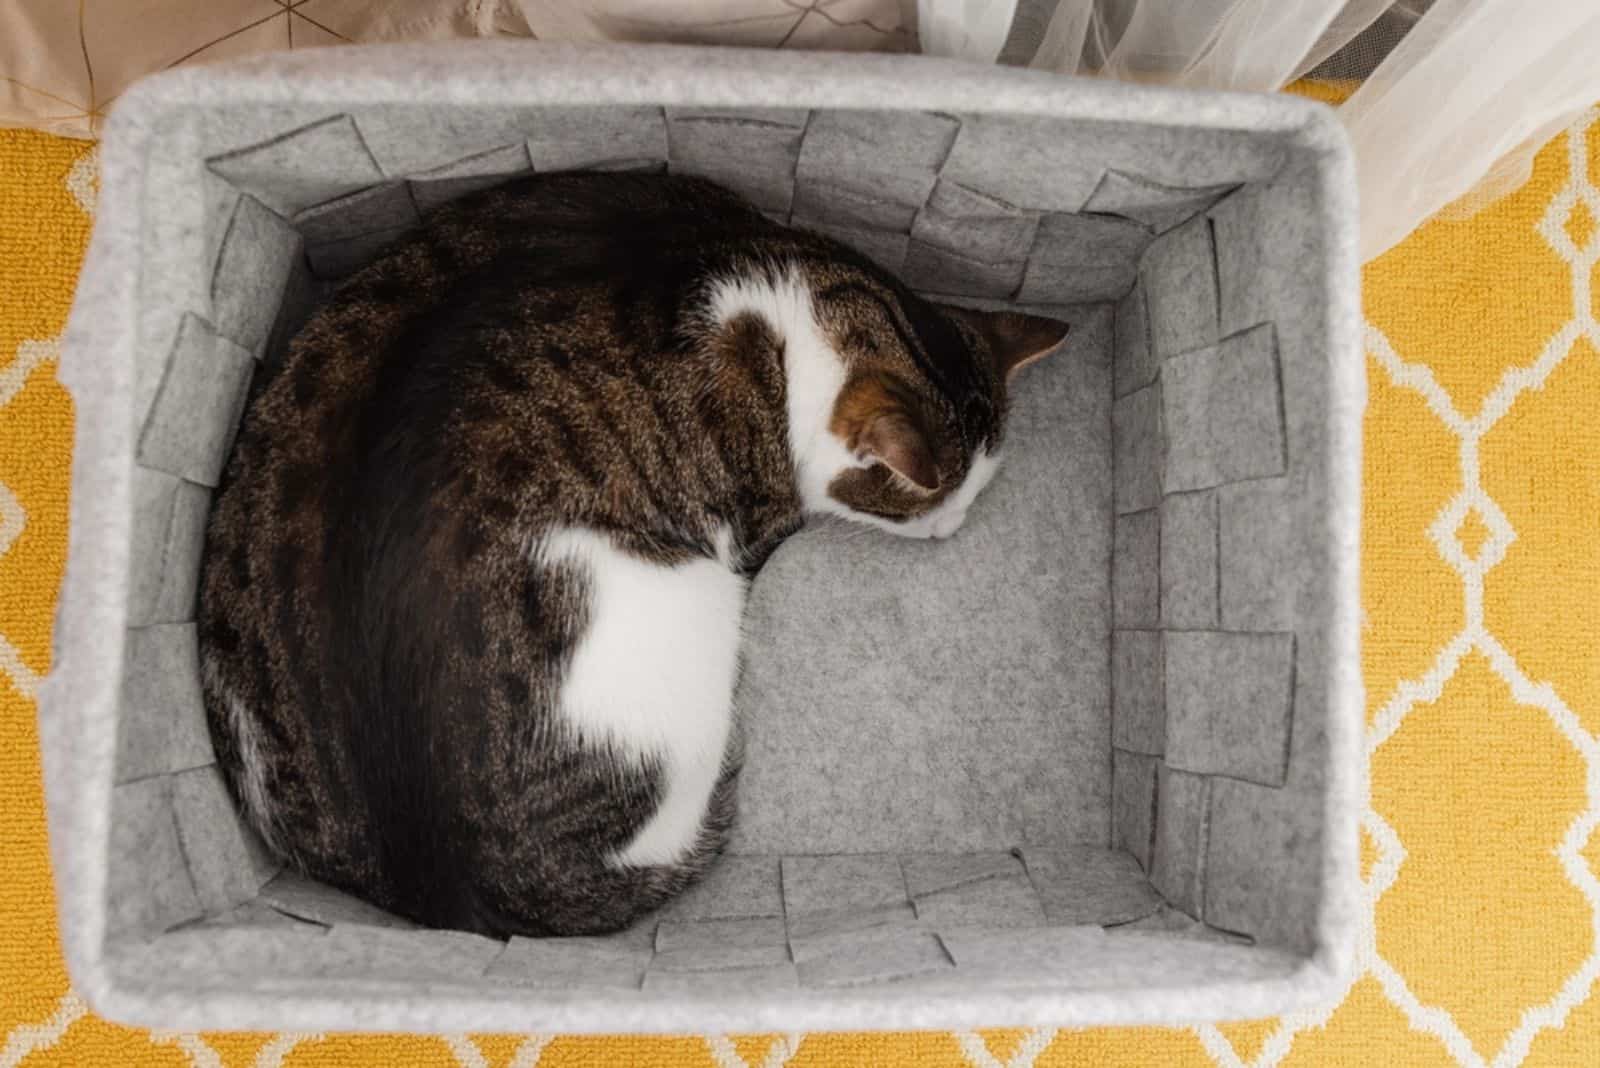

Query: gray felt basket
[42,42,1364,1034]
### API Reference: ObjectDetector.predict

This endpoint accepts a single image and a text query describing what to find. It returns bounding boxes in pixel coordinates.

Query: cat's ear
[832,375,940,493]
[946,306,1070,383]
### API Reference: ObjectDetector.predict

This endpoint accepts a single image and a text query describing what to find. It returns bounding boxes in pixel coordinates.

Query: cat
[198,172,1067,937]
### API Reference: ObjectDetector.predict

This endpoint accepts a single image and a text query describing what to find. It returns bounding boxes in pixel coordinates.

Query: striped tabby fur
[198,173,1066,936]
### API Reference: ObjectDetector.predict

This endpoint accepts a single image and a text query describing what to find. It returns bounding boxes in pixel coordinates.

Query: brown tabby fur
[198,172,1064,937]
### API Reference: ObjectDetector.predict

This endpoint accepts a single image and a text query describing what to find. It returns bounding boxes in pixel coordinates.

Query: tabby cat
[199,172,1067,937]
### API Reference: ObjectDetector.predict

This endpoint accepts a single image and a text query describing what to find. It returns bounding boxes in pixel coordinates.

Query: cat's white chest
[538,527,745,868]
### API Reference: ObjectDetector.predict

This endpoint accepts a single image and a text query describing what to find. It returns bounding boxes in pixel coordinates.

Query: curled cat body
[199,173,1066,937]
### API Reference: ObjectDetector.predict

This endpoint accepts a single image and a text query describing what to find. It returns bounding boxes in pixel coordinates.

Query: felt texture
[796,222,908,274]
[1149,765,1208,918]
[796,930,952,988]
[1161,324,1287,492]
[1111,751,1158,872]
[792,182,917,233]
[528,106,671,172]
[793,110,956,226]
[667,111,803,215]
[135,314,254,487]
[208,114,385,217]
[1111,630,1165,755]
[1033,210,1153,266]
[1164,631,1295,787]
[1112,509,1159,627]
[488,935,651,989]
[409,143,532,213]
[781,855,908,917]
[1141,215,1219,359]
[900,239,1024,299]
[1219,476,1300,630]
[655,917,788,953]
[652,918,790,971]
[1016,213,1149,303]
[126,469,181,625]
[910,872,1048,929]
[937,925,1108,979]
[1205,778,1324,949]
[309,926,504,982]
[1082,170,1236,234]
[256,871,417,930]
[115,624,214,783]
[899,852,1024,898]
[911,180,1039,263]
[1112,381,1162,514]
[1113,279,1157,397]
[109,927,335,985]
[940,117,1285,216]
[44,42,1359,1033]
[342,103,536,187]
[261,251,325,368]
[170,766,279,914]
[306,228,414,279]
[1106,905,1245,942]
[125,471,210,626]
[1019,848,1163,927]
[734,313,1111,854]
[198,900,316,930]
[641,963,800,994]
[1018,262,1134,305]
[292,182,418,248]
[1160,491,1220,627]
[293,182,421,279]
[784,902,919,944]
[107,778,203,939]
[210,194,301,361]
[656,854,784,921]
[786,910,920,964]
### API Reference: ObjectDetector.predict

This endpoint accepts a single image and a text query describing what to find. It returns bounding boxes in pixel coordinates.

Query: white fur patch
[703,267,1003,542]
[703,269,866,514]
[536,527,745,868]
[821,447,1003,540]
[201,656,282,854]
[926,447,1003,539]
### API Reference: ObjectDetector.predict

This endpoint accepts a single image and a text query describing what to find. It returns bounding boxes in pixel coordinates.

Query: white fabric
[507,1,915,49]
[917,0,1018,63]
[0,1,913,140]
[922,0,1600,260]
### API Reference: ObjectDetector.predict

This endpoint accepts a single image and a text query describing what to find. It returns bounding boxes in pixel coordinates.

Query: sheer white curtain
[920,0,1600,260]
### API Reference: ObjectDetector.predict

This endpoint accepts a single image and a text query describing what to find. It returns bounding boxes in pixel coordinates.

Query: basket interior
[103,99,1335,998]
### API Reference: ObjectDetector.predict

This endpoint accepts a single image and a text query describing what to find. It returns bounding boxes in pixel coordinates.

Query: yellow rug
[3,105,1599,1064]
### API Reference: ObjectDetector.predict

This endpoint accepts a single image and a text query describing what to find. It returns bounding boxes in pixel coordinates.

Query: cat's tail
[419,766,741,939]
[433,855,698,939]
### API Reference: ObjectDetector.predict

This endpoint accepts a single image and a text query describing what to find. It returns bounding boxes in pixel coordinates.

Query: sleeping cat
[198,172,1067,937]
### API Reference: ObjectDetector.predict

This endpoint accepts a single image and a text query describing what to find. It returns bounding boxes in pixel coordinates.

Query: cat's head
[801,274,1068,541]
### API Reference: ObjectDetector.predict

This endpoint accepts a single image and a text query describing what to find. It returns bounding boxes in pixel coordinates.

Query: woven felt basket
[42,41,1362,1033]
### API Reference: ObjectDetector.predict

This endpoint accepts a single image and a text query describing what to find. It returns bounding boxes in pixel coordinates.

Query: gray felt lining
[1112,630,1165,756]
[1161,491,1221,628]
[125,471,210,626]
[135,314,254,487]
[48,42,1359,1035]
[409,143,532,213]
[1112,509,1160,627]
[1165,631,1295,787]
[116,624,213,783]
[210,194,301,359]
